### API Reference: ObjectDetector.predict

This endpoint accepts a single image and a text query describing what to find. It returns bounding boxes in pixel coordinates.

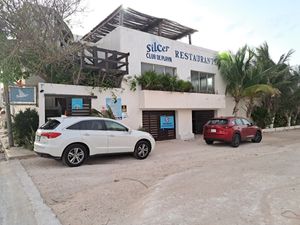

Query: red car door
[242,118,256,138]
[235,118,248,140]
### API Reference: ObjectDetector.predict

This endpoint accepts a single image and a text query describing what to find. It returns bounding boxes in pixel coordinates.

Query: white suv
[34,117,155,167]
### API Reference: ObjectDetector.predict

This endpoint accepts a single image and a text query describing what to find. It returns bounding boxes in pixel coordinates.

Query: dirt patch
[21,130,300,225]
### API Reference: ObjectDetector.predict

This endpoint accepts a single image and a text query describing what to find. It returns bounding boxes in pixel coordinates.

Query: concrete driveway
[21,130,300,225]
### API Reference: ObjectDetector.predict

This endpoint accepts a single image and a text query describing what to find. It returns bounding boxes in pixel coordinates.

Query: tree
[0,34,24,146]
[0,0,84,146]
[0,0,85,83]
[243,84,280,118]
[277,66,300,126]
[216,45,254,116]
[255,42,294,127]
[217,44,283,118]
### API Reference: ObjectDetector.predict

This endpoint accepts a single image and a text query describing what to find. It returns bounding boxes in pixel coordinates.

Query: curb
[262,125,300,133]
[4,148,37,160]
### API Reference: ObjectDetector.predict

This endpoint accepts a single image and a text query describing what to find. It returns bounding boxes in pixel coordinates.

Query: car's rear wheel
[252,131,262,143]
[62,144,87,167]
[231,133,240,147]
[205,139,214,145]
[134,140,151,159]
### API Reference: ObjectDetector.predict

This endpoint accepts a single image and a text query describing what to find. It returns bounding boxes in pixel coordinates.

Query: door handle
[83,133,90,136]
[109,135,116,137]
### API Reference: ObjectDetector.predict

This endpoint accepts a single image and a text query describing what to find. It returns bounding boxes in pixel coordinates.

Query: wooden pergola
[82,5,198,44]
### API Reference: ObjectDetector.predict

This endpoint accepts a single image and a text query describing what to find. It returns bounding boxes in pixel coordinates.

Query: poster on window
[160,115,175,129]
[9,86,36,104]
[106,97,122,119]
[72,98,83,109]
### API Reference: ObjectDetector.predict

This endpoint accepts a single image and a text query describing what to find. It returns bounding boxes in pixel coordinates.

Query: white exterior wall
[176,110,194,140]
[38,83,140,129]
[37,26,246,140]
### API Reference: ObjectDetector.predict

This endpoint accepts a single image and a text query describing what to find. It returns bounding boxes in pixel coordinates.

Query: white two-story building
[35,6,241,141]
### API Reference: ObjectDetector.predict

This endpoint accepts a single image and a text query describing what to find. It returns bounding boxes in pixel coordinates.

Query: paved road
[0,160,61,225]
[19,130,300,225]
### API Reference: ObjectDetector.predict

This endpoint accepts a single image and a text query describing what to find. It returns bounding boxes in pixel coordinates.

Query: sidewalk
[0,128,36,160]
[0,129,61,225]
[0,160,62,225]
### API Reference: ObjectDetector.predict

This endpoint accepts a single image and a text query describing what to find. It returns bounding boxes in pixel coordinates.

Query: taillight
[41,132,61,139]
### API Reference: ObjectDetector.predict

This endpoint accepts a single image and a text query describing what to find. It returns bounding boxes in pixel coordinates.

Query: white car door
[68,120,108,155]
[104,120,136,153]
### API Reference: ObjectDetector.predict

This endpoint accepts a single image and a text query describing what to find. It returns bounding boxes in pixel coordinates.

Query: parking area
[21,130,300,225]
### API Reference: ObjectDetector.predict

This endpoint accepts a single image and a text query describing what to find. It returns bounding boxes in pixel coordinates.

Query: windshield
[207,119,228,125]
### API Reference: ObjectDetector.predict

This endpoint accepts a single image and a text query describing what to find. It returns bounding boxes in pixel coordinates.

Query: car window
[104,121,128,132]
[40,119,60,130]
[67,120,105,130]
[241,119,251,126]
[207,119,228,125]
[235,118,244,126]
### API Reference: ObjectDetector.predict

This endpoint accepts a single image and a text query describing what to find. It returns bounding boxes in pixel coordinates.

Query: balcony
[139,90,225,109]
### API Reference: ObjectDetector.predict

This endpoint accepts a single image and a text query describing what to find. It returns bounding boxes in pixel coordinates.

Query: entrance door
[192,110,215,134]
[142,111,176,141]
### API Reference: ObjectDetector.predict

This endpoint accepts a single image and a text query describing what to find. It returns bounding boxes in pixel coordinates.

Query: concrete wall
[140,90,225,110]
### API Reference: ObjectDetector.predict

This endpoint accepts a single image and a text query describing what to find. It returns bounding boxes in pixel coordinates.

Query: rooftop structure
[82,5,197,44]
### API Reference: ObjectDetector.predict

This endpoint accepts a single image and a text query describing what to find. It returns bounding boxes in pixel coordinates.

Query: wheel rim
[67,147,85,165]
[137,143,149,158]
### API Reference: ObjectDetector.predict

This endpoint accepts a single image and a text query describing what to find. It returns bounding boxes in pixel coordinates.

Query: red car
[203,117,262,147]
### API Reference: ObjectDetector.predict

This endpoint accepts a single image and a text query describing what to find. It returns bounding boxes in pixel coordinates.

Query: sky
[70,0,300,65]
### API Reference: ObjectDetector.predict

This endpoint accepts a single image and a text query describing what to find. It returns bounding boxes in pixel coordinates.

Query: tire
[252,131,262,143]
[134,140,151,160]
[205,139,214,145]
[62,144,87,167]
[231,133,241,147]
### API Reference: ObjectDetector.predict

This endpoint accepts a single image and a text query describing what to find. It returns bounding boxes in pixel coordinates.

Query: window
[191,71,215,93]
[241,118,252,126]
[141,63,176,76]
[67,120,105,130]
[208,119,228,125]
[104,121,128,132]
[235,119,244,126]
[40,119,60,130]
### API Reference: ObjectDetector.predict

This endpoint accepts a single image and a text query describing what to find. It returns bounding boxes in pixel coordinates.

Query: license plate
[36,135,41,141]
[210,129,216,133]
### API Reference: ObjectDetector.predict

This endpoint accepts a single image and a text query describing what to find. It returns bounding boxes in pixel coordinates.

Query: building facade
[10,6,245,141]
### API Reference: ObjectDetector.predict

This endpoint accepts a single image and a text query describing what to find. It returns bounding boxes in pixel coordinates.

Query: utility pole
[3,84,14,147]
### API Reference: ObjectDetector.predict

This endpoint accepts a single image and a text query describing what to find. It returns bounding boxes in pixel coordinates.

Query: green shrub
[13,108,39,150]
[274,111,288,127]
[134,71,193,92]
[251,107,272,128]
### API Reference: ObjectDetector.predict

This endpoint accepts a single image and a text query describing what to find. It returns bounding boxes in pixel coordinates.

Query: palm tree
[217,45,278,117]
[277,66,300,126]
[242,84,280,118]
[216,45,254,116]
[255,42,294,127]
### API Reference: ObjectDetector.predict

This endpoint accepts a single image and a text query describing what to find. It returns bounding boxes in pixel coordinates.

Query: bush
[13,108,39,150]
[134,71,194,92]
[274,111,288,127]
[251,107,272,128]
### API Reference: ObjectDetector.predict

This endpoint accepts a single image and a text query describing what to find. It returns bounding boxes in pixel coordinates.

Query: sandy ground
[21,130,300,225]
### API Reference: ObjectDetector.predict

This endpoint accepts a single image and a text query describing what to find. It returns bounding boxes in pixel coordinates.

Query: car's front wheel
[62,144,87,167]
[252,131,262,143]
[134,140,151,159]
